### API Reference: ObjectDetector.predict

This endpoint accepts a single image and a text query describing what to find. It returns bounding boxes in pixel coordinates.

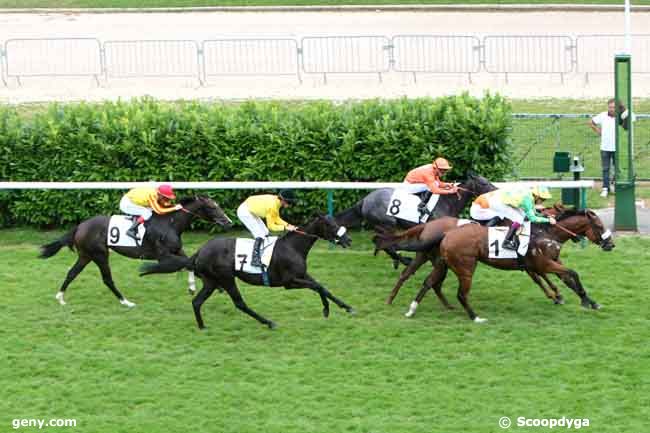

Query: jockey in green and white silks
[470,185,557,250]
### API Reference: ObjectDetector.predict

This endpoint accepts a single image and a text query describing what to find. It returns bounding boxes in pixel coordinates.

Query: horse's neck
[555,216,589,238]
[542,216,588,243]
[282,221,319,255]
[167,203,197,233]
[435,189,471,217]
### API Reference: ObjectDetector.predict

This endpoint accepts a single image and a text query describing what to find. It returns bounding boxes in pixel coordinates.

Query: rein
[293,229,320,239]
[179,207,222,226]
[554,223,580,239]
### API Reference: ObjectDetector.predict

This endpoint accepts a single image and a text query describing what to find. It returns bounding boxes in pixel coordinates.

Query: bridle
[179,203,229,227]
[293,225,348,244]
[554,212,612,248]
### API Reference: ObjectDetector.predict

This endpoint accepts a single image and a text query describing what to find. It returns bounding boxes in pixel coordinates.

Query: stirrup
[126,228,139,241]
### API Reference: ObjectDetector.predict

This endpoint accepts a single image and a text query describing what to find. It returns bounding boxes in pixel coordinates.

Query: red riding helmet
[157,184,176,200]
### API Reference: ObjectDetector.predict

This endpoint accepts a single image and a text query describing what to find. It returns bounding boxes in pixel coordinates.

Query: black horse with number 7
[140,214,355,329]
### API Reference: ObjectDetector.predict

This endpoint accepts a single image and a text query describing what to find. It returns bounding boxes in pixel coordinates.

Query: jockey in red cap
[119,184,182,241]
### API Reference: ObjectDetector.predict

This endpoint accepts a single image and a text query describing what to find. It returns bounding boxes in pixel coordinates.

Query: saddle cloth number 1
[488,222,531,259]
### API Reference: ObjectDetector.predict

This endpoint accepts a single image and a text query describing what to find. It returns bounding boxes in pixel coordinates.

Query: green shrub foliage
[0,95,512,228]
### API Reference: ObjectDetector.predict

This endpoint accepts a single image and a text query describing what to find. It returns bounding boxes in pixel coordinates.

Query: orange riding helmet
[432,157,452,172]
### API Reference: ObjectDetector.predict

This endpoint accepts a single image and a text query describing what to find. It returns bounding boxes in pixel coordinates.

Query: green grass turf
[2,0,650,7]
[1,228,648,433]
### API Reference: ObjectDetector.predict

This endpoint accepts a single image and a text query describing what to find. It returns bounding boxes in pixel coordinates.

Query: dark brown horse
[375,209,614,322]
[39,196,232,307]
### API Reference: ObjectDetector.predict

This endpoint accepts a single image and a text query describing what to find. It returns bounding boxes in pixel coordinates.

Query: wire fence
[2,34,650,86]
[511,113,650,180]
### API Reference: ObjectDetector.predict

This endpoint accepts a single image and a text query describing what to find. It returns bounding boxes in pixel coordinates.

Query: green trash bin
[553,151,571,173]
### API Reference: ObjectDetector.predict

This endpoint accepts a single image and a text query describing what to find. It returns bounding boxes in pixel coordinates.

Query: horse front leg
[540,273,564,304]
[526,270,557,302]
[542,260,600,310]
[188,271,197,295]
[178,248,196,295]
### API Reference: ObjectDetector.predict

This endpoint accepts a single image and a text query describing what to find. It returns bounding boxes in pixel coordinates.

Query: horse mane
[179,196,197,206]
[555,208,590,221]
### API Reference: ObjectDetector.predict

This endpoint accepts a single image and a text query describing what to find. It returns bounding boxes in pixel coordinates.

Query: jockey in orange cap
[119,184,182,241]
[403,157,458,213]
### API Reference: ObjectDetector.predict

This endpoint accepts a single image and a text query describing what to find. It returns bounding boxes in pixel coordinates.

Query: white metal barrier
[0,180,595,190]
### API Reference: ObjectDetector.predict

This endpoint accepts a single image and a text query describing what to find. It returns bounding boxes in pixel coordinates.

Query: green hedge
[0,95,512,228]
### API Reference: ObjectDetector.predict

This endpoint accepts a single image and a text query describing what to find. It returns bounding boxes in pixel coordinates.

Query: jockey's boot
[417,191,433,215]
[126,216,145,241]
[502,222,521,251]
[251,237,264,267]
[485,216,503,227]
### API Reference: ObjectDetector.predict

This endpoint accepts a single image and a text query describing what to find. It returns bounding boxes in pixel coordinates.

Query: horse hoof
[404,311,415,318]
[268,321,277,329]
[346,307,356,315]
[55,292,66,306]
[120,298,136,308]
[554,298,565,305]
[323,309,330,318]
[473,316,488,324]
[392,260,399,270]
[188,288,196,296]
[592,302,602,310]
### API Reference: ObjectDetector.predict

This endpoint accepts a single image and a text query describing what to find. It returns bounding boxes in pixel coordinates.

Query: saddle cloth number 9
[107,215,146,247]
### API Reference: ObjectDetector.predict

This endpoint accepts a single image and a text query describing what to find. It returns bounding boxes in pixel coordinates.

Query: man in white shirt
[589,98,632,198]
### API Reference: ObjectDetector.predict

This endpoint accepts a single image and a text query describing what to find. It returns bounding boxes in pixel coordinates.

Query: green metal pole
[327,190,334,249]
[327,190,334,216]
[614,54,638,231]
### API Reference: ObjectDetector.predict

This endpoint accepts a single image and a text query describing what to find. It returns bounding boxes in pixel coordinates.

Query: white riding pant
[400,181,429,194]
[470,197,525,225]
[119,196,153,220]
[237,203,269,239]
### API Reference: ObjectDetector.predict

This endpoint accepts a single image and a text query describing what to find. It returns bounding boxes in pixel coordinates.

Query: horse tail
[334,200,363,229]
[372,224,428,251]
[394,233,447,252]
[39,226,78,258]
[139,254,195,276]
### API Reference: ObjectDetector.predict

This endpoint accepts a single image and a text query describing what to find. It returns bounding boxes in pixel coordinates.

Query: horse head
[556,209,614,251]
[460,172,498,197]
[304,213,352,248]
[181,195,233,229]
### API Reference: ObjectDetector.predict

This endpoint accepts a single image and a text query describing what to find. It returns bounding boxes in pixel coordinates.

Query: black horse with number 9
[39,195,232,308]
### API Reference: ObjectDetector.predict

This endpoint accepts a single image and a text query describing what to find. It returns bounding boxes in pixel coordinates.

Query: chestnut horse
[375,209,614,322]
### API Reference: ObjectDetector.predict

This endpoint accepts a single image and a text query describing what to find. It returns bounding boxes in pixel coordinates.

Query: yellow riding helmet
[532,185,552,200]
[433,157,452,171]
